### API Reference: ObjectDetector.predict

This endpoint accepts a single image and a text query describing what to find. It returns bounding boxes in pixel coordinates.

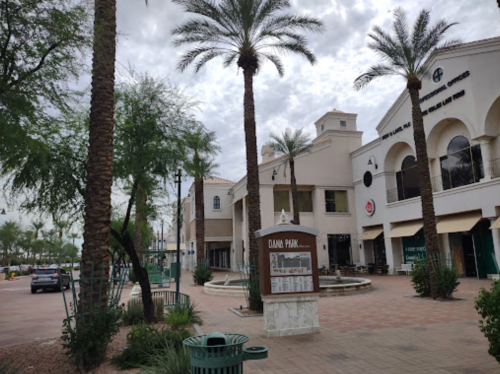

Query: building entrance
[373,233,387,266]
[328,234,352,266]
[207,242,231,269]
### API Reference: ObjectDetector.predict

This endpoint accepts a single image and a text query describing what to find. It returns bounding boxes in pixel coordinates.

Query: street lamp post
[159,219,164,288]
[175,170,182,304]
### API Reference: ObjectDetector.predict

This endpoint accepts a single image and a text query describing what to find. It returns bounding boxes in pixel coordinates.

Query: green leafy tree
[354,8,459,298]
[111,72,196,323]
[0,220,22,269]
[0,0,91,163]
[184,125,220,265]
[171,0,324,280]
[266,128,312,225]
[476,280,500,364]
[21,230,35,263]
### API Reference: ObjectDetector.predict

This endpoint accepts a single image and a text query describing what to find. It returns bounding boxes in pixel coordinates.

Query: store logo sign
[365,199,375,216]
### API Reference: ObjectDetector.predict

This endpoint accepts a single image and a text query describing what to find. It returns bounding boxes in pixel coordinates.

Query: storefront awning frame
[357,226,384,241]
[436,212,482,234]
[385,220,423,238]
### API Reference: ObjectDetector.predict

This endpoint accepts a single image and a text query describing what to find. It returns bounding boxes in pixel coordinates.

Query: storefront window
[396,155,420,201]
[440,136,483,190]
[325,190,348,213]
[274,191,290,212]
[298,191,313,212]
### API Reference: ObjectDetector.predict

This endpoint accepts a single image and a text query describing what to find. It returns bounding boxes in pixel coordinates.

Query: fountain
[204,274,372,297]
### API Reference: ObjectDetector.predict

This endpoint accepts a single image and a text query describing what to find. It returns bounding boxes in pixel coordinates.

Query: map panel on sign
[270,252,312,276]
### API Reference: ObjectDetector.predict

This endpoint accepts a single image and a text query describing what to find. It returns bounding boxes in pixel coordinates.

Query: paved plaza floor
[0,270,499,373]
[187,271,499,374]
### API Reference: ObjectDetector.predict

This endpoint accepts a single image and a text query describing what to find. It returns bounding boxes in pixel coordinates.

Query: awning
[436,212,482,234]
[490,217,500,230]
[385,220,423,238]
[357,226,384,241]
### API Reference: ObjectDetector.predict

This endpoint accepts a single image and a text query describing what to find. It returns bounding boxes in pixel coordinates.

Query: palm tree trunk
[242,68,262,265]
[407,78,439,299]
[134,184,146,262]
[195,177,205,265]
[289,158,300,225]
[81,0,116,308]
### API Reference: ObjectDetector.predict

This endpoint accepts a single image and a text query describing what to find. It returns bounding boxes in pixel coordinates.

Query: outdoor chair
[396,263,413,275]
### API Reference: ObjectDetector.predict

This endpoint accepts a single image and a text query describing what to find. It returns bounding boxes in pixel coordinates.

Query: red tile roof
[203,177,235,184]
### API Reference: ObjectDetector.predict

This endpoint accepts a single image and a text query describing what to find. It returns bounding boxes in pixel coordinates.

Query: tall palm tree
[0,221,21,269]
[266,128,312,225]
[172,0,324,269]
[184,126,221,265]
[354,8,459,298]
[31,220,45,265]
[82,0,148,308]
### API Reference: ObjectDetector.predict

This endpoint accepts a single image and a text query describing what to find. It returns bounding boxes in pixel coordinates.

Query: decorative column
[479,138,492,181]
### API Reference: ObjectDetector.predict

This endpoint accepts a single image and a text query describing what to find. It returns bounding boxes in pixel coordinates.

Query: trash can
[171,263,181,280]
[184,332,268,373]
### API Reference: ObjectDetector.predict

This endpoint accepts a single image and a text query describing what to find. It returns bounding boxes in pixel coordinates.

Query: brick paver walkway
[182,270,500,374]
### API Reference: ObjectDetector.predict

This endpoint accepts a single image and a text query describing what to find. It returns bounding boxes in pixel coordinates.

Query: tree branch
[121,178,140,236]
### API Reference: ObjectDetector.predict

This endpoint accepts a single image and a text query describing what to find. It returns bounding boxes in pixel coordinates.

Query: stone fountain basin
[204,276,372,297]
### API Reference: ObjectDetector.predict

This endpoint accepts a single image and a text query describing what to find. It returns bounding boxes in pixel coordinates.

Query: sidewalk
[179,270,499,374]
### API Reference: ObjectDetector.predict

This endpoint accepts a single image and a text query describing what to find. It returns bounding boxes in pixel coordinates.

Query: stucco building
[174,37,500,279]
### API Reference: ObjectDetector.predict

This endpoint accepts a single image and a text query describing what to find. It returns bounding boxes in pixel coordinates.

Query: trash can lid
[202,332,229,347]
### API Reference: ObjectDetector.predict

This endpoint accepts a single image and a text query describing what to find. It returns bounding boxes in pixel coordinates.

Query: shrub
[434,265,459,299]
[475,280,500,364]
[73,266,80,270]
[112,323,191,369]
[410,257,431,297]
[122,300,145,326]
[166,302,203,329]
[61,305,122,372]
[142,344,191,374]
[193,261,213,285]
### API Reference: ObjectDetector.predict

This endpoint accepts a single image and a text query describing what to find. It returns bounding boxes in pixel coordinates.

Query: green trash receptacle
[171,263,181,280]
[184,332,268,373]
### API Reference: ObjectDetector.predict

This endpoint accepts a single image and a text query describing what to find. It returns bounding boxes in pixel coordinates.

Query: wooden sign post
[255,225,320,337]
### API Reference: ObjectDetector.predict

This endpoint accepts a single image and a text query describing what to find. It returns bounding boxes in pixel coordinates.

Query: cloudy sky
[2,0,500,233]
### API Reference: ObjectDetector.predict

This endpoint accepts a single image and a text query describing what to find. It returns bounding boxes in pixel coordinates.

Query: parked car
[0,267,7,273]
[9,265,20,272]
[31,268,70,293]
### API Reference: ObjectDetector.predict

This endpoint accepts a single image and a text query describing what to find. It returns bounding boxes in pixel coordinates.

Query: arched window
[213,196,221,210]
[440,136,483,190]
[396,155,420,201]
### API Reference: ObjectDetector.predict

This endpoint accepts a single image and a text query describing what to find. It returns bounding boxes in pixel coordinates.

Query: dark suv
[31,268,70,293]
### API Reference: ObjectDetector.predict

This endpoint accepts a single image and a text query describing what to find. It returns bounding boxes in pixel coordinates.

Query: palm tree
[31,220,45,265]
[184,126,221,265]
[82,0,148,308]
[0,221,22,270]
[354,8,459,298]
[172,0,324,269]
[266,128,312,225]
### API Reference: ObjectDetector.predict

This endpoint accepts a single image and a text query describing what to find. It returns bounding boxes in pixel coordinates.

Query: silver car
[31,267,70,293]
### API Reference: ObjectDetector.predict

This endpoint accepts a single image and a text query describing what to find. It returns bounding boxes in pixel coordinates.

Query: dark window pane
[440,156,451,190]
[401,155,417,170]
[298,191,313,212]
[213,196,220,209]
[449,149,473,188]
[274,191,290,212]
[396,171,404,201]
[325,190,335,212]
[471,145,484,182]
[403,167,420,199]
[448,135,470,153]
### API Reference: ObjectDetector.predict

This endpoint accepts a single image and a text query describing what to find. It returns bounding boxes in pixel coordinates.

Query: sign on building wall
[402,237,426,264]
[365,199,376,216]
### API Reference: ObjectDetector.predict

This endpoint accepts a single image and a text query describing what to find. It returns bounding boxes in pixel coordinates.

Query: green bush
[193,261,213,285]
[434,265,459,298]
[142,344,191,374]
[410,257,431,297]
[475,280,500,364]
[166,302,203,329]
[73,266,80,270]
[61,305,122,372]
[112,323,191,369]
[122,301,145,326]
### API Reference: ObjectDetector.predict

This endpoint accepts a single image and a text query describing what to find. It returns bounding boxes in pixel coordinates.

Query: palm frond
[266,127,312,161]
[194,49,229,73]
[353,64,401,90]
[267,41,316,64]
[176,46,221,72]
[259,53,284,77]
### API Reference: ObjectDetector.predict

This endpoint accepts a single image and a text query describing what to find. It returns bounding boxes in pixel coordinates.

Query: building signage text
[421,90,465,117]
[268,239,303,249]
[382,122,412,140]
[419,71,470,104]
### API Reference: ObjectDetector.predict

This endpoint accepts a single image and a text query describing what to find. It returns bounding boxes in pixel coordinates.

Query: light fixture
[272,169,278,181]
[368,156,378,169]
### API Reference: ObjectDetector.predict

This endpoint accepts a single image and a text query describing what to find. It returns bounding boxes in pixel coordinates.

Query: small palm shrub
[475,280,500,364]
[112,323,191,369]
[62,305,122,372]
[166,302,203,330]
[123,296,165,325]
[193,261,213,285]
